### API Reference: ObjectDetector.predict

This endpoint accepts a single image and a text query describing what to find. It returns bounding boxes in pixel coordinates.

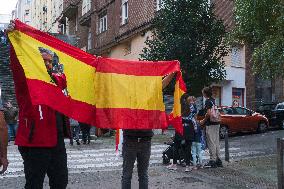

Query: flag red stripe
[26,79,97,126]
[14,20,97,67]
[95,108,168,129]
[97,57,181,76]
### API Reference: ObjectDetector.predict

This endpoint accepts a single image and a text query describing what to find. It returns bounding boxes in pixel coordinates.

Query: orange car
[198,107,269,138]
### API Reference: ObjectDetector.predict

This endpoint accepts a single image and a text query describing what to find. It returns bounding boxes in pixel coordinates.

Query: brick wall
[63,0,89,49]
[91,0,155,54]
[212,0,235,30]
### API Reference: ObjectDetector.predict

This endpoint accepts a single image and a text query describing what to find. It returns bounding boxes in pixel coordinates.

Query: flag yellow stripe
[172,81,185,117]
[9,31,96,105]
[94,72,165,111]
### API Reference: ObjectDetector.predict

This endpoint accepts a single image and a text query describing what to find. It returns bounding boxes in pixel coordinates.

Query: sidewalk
[62,155,277,189]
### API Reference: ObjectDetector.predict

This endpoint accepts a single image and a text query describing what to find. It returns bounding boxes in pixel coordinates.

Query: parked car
[256,102,284,129]
[219,107,269,138]
[197,107,269,138]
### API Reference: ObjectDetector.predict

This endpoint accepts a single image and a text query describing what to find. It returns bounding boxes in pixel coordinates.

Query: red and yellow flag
[8,20,186,132]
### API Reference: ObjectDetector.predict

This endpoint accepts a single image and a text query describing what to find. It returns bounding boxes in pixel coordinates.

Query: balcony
[79,11,92,27]
[62,0,80,18]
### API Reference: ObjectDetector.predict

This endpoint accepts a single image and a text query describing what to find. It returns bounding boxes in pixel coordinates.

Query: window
[231,46,243,67]
[234,107,250,115]
[87,28,92,50]
[26,0,31,4]
[98,13,107,33]
[124,42,131,56]
[212,86,221,106]
[121,0,128,25]
[156,0,164,10]
[222,108,234,115]
[75,13,78,32]
[276,104,284,110]
[82,0,91,15]
[232,88,244,107]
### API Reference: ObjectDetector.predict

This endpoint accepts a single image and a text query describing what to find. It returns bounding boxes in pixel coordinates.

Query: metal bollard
[277,138,284,189]
[225,130,229,162]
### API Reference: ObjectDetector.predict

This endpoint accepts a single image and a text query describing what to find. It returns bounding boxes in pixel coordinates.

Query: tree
[230,0,284,79]
[140,0,228,95]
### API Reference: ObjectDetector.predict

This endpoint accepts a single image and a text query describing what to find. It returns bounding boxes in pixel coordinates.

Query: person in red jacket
[7,21,70,189]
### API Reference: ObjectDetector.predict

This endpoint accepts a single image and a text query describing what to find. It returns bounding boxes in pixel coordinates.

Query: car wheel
[257,122,268,133]
[219,125,228,139]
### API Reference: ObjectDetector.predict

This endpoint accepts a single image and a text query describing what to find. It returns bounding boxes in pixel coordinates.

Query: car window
[222,108,234,115]
[233,107,249,115]
[258,104,276,111]
[276,104,284,110]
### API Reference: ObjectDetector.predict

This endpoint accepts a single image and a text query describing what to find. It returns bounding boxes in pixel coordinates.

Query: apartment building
[60,0,91,49]
[14,0,32,24]
[27,0,284,109]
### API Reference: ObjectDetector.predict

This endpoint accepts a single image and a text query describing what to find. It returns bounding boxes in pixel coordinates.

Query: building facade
[85,0,247,108]
[17,0,282,109]
[0,14,11,30]
[13,0,64,33]
[14,0,32,25]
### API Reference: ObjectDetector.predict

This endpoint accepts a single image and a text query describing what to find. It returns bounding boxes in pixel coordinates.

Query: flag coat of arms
[8,20,186,133]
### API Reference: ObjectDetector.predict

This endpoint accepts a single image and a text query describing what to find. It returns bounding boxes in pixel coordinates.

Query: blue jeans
[8,123,17,141]
[191,142,202,166]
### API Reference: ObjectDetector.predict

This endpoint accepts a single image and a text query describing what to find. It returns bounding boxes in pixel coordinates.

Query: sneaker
[185,166,192,172]
[192,166,198,170]
[197,164,204,169]
[216,158,223,167]
[167,164,177,170]
[204,160,217,168]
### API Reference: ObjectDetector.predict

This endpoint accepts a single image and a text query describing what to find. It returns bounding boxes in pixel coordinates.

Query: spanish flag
[8,20,186,133]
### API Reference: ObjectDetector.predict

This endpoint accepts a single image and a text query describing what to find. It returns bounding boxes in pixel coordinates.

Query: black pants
[121,136,151,189]
[183,140,192,166]
[18,144,68,189]
[80,124,91,143]
[173,134,182,164]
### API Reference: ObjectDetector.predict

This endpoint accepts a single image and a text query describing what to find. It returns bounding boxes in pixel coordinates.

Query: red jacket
[11,50,70,147]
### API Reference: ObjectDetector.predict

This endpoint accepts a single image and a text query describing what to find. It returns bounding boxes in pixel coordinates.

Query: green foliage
[140,0,228,95]
[231,0,284,79]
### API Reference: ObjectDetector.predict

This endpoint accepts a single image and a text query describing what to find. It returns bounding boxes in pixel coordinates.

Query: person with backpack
[199,87,222,168]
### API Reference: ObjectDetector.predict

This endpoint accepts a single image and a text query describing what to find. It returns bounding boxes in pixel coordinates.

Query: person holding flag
[121,73,175,189]
[7,19,186,189]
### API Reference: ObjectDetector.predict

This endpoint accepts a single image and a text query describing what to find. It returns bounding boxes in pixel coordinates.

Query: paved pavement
[0,130,283,188]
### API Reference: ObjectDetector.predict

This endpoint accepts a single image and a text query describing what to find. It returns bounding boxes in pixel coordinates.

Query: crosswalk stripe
[0,144,265,179]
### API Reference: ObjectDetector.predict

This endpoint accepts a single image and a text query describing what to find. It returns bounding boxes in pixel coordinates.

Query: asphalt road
[0,129,283,189]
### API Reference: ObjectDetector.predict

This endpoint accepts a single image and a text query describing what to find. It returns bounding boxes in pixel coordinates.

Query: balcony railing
[62,0,80,18]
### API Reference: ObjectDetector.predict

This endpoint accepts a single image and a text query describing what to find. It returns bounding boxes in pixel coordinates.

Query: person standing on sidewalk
[7,20,70,189]
[3,101,18,141]
[187,96,203,170]
[121,73,175,189]
[79,122,91,144]
[0,87,9,174]
[70,118,80,145]
[199,87,222,168]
